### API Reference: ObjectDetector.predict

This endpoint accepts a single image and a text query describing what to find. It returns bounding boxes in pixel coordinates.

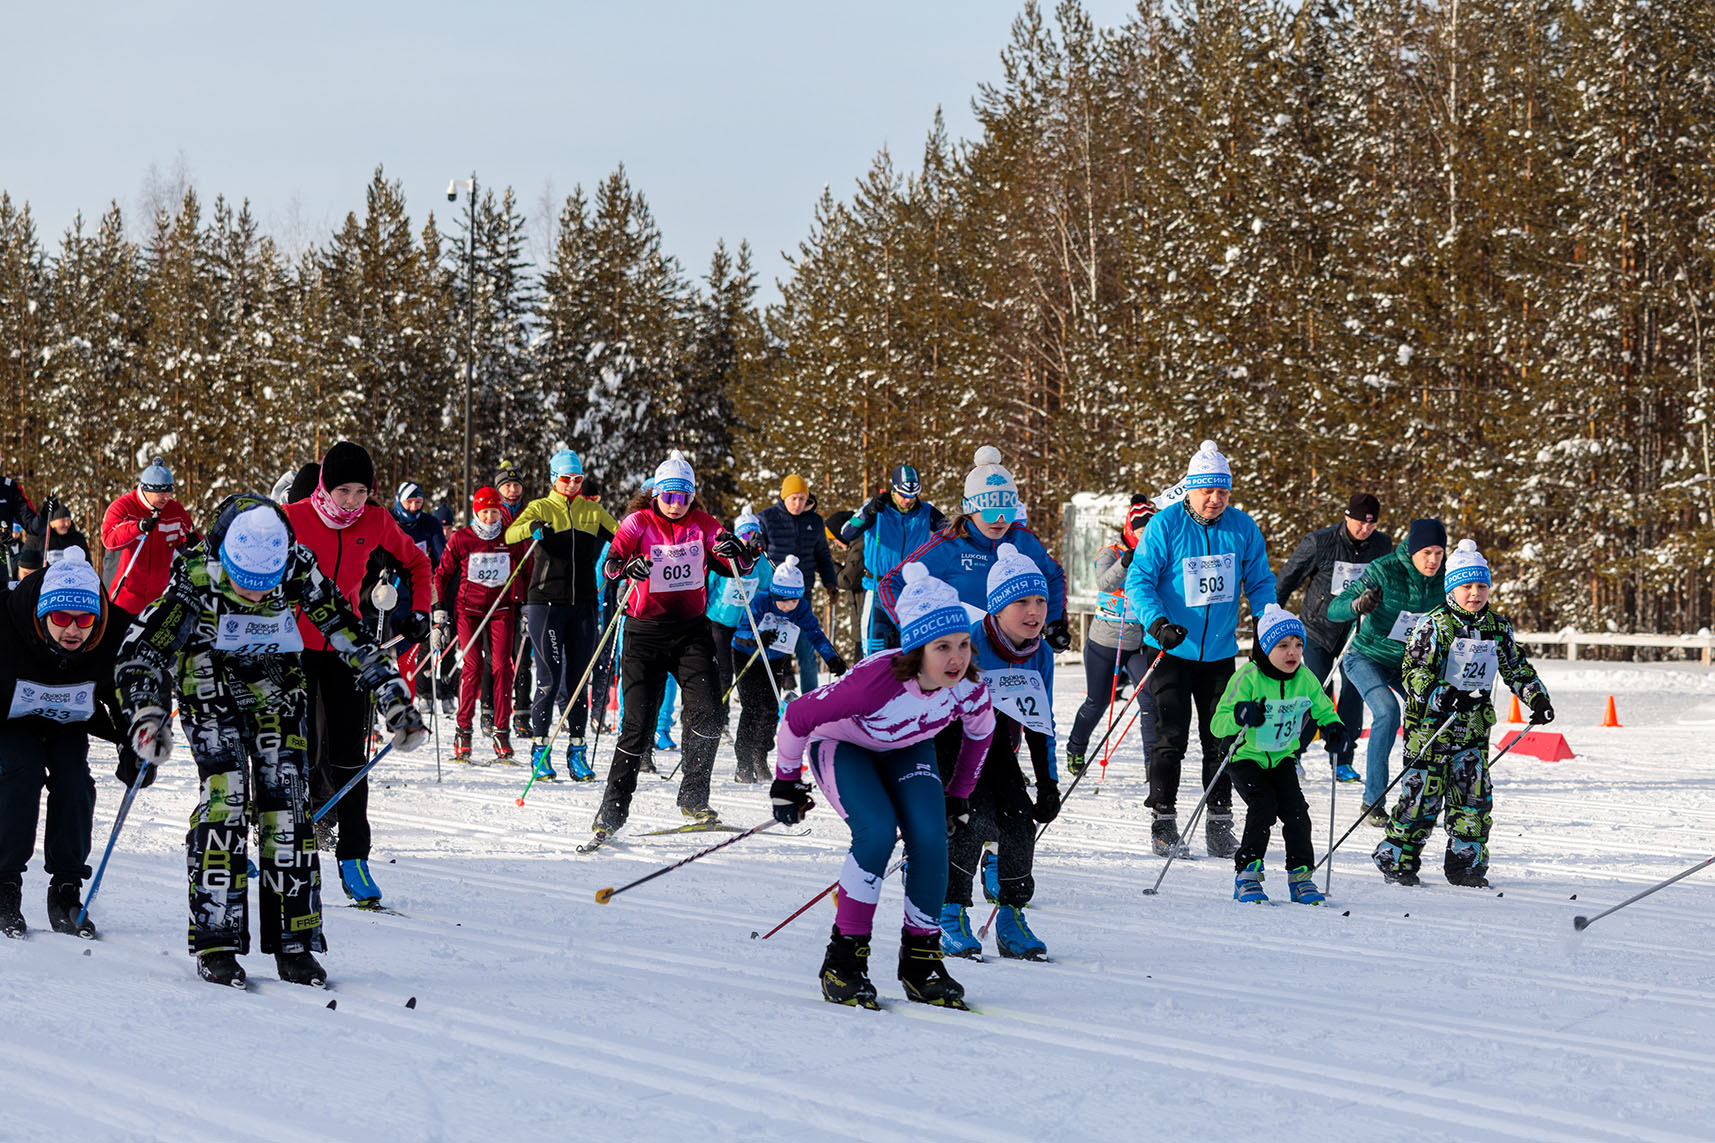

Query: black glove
[1148,616,1187,651]
[1428,684,1461,715]
[623,556,653,581]
[395,609,432,646]
[1233,700,1266,728]
[1032,780,1061,824]
[945,795,971,836]
[1119,547,1135,568]
[826,654,848,676]
[1043,617,1071,652]
[1528,692,1555,725]
[1351,586,1381,616]
[115,746,157,789]
[1456,689,1489,712]
[760,627,781,647]
[866,492,889,516]
[136,515,158,534]
[531,522,556,541]
[770,778,815,825]
[711,531,745,560]
[41,495,61,521]
[1320,721,1349,755]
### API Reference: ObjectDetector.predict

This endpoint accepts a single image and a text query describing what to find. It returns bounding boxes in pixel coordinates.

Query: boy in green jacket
[1213,604,1349,905]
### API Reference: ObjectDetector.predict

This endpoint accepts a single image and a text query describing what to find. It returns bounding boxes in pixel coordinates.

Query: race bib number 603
[649,540,703,593]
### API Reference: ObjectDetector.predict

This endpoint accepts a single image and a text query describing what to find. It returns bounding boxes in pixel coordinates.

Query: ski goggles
[658,491,690,507]
[45,610,98,629]
[976,507,1012,524]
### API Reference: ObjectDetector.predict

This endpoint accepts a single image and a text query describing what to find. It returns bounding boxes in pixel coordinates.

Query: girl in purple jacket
[770,562,995,1010]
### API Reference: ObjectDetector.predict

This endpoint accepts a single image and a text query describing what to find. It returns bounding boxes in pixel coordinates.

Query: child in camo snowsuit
[1374,539,1553,888]
[115,494,425,988]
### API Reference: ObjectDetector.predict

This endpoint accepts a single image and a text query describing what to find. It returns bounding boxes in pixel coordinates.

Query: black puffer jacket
[758,497,838,592]
[1275,520,1395,653]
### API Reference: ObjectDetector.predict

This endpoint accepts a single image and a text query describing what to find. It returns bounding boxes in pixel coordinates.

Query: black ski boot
[0,878,25,939]
[276,950,328,987]
[898,928,968,1009]
[197,951,248,989]
[46,877,96,939]
[1205,812,1239,859]
[1150,813,1185,858]
[819,926,880,1009]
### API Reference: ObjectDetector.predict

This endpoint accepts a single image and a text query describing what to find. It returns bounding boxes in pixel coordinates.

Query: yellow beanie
[781,474,808,499]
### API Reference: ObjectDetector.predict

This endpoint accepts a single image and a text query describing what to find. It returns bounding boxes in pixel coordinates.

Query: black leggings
[1229,756,1313,871]
[304,650,374,859]
[1145,654,1236,816]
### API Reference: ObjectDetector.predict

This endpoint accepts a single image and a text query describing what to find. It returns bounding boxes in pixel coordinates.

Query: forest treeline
[2,0,1712,634]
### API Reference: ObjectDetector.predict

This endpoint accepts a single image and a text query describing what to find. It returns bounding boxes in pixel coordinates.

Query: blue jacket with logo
[731,590,836,663]
[839,497,948,591]
[971,615,1059,783]
[705,559,774,628]
[877,522,1066,622]
[1123,500,1275,663]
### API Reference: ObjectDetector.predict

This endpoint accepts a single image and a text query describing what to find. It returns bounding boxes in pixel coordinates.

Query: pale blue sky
[4,0,1137,301]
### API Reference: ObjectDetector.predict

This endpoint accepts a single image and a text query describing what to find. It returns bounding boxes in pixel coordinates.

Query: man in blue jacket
[840,464,947,653]
[1124,440,1276,859]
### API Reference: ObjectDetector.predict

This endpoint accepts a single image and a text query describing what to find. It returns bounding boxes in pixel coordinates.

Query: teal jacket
[1327,537,1446,669]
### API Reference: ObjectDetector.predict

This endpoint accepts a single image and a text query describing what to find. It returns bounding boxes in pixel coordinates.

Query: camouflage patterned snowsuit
[1375,601,1547,884]
[116,496,411,957]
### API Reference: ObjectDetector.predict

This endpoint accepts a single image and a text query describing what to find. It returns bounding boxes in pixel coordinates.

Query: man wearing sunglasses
[504,448,620,782]
[0,548,133,941]
[840,464,948,655]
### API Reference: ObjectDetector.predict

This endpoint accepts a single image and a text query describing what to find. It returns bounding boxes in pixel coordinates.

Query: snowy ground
[6,659,1715,1142]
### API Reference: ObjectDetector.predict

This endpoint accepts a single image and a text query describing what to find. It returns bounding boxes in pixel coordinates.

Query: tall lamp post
[446,172,478,511]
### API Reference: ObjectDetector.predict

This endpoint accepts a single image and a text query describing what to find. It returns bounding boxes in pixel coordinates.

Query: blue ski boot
[938,902,982,959]
[1288,867,1326,905]
[339,858,382,905]
[981,848,1001,904]
[531,739,557,781]
[1233,860,1268,904]
[654,729,677,751]
[1334,763,1361,783]
[567,739,594,782]
[994,906,1048,961]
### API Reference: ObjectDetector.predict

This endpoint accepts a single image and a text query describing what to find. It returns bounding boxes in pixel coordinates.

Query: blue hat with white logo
[1443,538,1491,590]
[36,548,102,618]
[1183,440,1232,491]
[550,449,582,479]
[986,543,1048,614]
[896,562,970,653]
[220,505,291,593]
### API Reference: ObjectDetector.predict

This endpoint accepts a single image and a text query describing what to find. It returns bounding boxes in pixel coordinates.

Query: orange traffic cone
[1506,694,1524,724]
[1602,696,1622,727]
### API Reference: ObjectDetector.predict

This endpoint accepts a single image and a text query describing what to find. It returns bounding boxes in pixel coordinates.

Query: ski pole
[1574,855,1715,931]
[430,623,443,784]
[77,755,155,927]
[312,742,394,823]
[1142,731,1247,895]
[517,580,631,806]
[1311,709,1467,872]
[594,819,778,904]
[755,855,905,940]
[431,536,540,671]
[737,577,788,716]
[108,527,152,597]
[1098,648,1165,786]
[1323,619,1362,897]
[1100,622,1125,755]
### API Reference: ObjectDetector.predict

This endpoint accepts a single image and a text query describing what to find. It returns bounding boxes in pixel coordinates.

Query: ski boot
[1205,812,1239,859]
[276,950,327,987]
[820,926,880,1009]
[1334,763,1361,783]
[1364,801,1389,828]
[1067,751,1088,778]
[196,951,247,989]
[513,711,533,741]
[898,927,968,1009]
[452,727,473,763]
[567,739,595,782]
[1234,860,1269,904]
[1373,842,1420,886]
[0,878,25,939]
[638,749,658,775]
[491,730,514,763]
[479,706,494,737]
[46,877,97,939]
[339,858,382,905]
[1287,867,1326,905]
[994,906,1048,961]
[980,847,1001,904]
[654,728,677,751]
[681,806,720,826]
[938,903,982,959]
[1150,813,1185,858]
[530,739,557,781]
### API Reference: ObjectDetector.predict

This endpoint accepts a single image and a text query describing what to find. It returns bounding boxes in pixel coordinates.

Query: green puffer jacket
[1327,537,1446,669]
[1212,655,1341,769]
[1400,601,1547,757]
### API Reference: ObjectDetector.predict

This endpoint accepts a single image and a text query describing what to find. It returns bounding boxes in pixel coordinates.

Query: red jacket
[605,506,747,622]
[435,526,529,617]
[283,498,432,652]
[100,491,199,614]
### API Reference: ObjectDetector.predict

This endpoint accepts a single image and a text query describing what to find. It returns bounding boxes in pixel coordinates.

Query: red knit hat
[472,486,502,515]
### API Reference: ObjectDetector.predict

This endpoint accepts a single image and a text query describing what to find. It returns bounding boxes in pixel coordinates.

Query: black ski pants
[1145,653,1236,816]
[943,738,1038,908]
[596,615,724,830]
[526,601,598,740]
[304,650,374,860]
[1229,756,1313,872]
[734,655,791,781]
[0,724,94,882]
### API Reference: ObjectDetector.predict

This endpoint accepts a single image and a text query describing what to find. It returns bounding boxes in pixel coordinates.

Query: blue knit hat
[734,503,761,540]
[891,464,921,498]
[550,449,582,479]
[986,543,1048,614]
[36,548,102,617]
[1256,603,1305,654]
[896,562,970,653]
[1443,539,1491,590]
[139,455,174,493]
[220,505,291,593]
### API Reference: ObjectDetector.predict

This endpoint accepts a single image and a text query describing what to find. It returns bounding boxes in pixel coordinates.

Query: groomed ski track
[3,662,1712,1141]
